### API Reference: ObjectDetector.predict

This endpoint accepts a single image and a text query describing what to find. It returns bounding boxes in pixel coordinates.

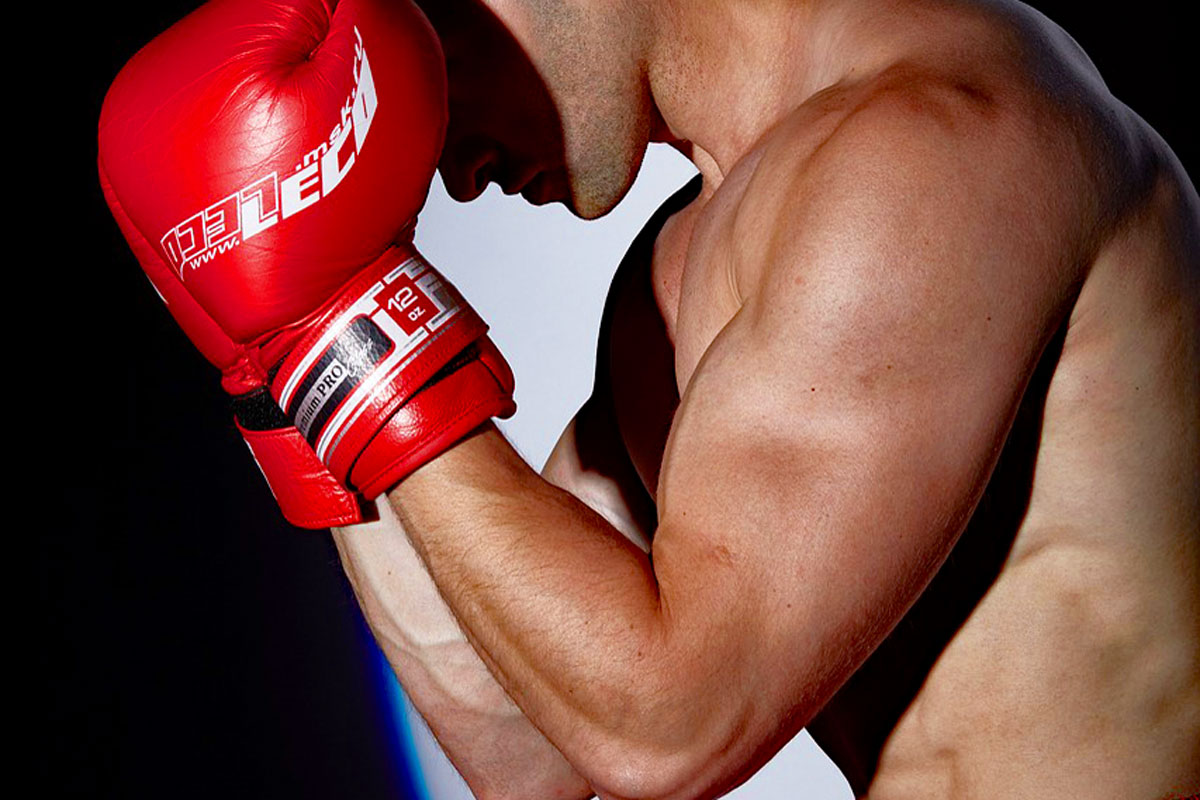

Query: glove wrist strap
[269,246,488,488]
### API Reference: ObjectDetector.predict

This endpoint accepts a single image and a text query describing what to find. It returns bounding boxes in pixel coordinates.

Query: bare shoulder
[728,1,1170,299]
[726,76,1078,346]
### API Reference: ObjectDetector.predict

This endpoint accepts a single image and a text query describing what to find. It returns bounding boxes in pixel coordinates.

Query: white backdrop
[401,143,854,800]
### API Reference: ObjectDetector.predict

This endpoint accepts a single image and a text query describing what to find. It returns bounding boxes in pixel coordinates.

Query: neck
[644,0,893,181]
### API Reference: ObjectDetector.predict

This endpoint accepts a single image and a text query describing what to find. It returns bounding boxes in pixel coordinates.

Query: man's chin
[569,201,609,220]
[565,178,629,220]
[568,156,649,219]
[524,170,613,219]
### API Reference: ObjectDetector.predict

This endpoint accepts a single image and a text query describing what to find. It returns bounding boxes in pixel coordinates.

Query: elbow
[558,622,778,798]
[582,742,730,800]
[585,756,696,800]
[468,776,594,800]
[571,699,756,800]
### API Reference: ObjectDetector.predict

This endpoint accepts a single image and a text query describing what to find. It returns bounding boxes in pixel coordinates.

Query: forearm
[332,499,592,800]
[388,425,698,789]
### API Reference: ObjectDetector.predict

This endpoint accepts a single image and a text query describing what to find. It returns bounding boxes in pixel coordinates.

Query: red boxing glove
[99,0,514,528]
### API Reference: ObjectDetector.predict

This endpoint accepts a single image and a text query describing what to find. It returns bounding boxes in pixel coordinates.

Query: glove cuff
[268,246,511,500]
[351,335,516,499]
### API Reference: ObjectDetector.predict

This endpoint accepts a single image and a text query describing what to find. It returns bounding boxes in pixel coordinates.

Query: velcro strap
[235,415,367,529]
[349,337,517,498]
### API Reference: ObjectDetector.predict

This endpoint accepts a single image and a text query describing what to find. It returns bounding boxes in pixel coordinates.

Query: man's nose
[441,140,501,202]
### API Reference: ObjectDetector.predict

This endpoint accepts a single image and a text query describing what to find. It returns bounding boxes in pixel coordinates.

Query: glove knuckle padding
[99,0,514,528]
[99,0,446,343]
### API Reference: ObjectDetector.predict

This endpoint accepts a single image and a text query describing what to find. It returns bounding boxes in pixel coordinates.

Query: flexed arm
[387,85,1084,800]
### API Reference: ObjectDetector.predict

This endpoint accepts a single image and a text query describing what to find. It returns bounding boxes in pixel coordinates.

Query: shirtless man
[102,0,1199,797]
[334,0,1200,796]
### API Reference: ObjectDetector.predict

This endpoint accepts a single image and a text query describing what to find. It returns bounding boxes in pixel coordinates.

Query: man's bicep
[650,89,1081,734]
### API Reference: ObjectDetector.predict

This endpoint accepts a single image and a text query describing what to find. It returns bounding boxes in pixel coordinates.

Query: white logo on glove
[158,28,378,280]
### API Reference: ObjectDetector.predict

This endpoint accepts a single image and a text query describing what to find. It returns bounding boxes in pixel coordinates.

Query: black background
[44,1,1194,797]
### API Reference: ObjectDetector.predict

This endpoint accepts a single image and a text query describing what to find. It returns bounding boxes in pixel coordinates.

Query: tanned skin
[333,1,1200,797]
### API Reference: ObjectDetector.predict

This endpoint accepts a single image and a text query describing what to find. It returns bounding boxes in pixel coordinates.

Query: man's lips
[519,171,561,205]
